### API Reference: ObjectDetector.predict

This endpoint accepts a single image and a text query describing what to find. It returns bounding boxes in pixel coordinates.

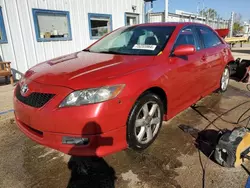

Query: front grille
[16,85,55,108]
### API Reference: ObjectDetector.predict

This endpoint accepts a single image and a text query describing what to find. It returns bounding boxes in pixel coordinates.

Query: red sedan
[14,22,234,156]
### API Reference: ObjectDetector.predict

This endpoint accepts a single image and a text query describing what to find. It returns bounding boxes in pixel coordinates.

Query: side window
[198,26,222,48]
[174,27,200,50]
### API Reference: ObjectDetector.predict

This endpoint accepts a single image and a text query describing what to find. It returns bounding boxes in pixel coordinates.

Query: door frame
[124,12,140,26]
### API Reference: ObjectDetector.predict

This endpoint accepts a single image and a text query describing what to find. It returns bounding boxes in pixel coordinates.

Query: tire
[127,93,164,151]
[219,66,230,93]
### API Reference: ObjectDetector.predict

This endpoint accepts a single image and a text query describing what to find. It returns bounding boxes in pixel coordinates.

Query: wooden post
[10,75,14,85]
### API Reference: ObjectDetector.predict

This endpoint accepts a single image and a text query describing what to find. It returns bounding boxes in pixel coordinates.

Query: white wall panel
[0,0,17,70]
[0,0,144,75]
[52,0,63,57]
[27,0,46,64]
[16,0,37,68]
[4,0,28,73]
[62,0,74,55]
[43,0,56,61]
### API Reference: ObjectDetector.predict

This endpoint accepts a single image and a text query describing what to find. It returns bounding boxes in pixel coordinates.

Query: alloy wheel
[221,67,230,91]
[134,101,161,144]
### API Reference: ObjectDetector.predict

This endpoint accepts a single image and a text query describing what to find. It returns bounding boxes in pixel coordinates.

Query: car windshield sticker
[132,44,157,51]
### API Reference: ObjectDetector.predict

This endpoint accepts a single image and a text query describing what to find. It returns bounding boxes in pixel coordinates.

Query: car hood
[24,51,155,90]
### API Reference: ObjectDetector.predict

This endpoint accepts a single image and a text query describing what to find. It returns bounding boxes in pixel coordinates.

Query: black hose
[193,101,250,129]
[192,98,250,188]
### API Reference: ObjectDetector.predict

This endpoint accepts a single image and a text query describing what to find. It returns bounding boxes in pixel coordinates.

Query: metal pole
[165,0,168,22]
[229,12,234,37]
[202,0,205,23]
[202,9,204,23]
[197,1,200,14]
[217,16,220,29]
[214,14,215,28]
[144,1,147,23]
[207,10,209,25]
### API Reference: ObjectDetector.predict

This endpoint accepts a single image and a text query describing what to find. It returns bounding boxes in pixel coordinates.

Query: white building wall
[0,0,144,76]
[149,13,164,23]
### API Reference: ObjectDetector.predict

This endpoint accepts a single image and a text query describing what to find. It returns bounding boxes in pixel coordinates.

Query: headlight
[59,84,125,107]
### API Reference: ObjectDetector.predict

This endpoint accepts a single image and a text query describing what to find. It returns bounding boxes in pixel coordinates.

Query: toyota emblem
[21,84,29,95]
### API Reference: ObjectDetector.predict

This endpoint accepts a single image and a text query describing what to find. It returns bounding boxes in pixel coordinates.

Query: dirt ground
[0,46,250,188]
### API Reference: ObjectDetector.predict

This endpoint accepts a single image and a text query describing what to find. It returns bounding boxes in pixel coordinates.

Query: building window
[125,13,139,26]
[32,9,72,42]
[88,13,112,40]
[0,7,7,43]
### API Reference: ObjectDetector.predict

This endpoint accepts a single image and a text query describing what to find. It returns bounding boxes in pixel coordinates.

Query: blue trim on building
[0,7,8,44]
[124,12,140,26]
[0,109,14,115]
[32,8,72,42]
[88,13,113,40]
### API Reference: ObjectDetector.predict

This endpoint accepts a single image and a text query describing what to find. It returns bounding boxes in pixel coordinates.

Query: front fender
[114,63,169,114]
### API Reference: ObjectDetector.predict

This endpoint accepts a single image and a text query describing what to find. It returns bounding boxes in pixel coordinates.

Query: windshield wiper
[97,50,128,55]
[83,49,91,52]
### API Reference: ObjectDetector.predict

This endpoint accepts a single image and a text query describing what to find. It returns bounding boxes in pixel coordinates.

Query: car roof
[133,22,208,28]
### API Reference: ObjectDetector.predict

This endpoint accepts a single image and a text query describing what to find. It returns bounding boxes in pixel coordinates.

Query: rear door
[167,26,206,114]
[196,26,225,95]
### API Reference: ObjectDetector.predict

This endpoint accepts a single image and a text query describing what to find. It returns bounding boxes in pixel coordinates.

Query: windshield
[88,26,176,55]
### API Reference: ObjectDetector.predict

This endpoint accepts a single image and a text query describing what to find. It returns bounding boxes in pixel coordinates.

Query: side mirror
[173,45,196,56]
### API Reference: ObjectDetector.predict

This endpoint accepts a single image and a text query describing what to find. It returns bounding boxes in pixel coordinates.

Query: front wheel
[219,66,230,92]
[127,93,164,151]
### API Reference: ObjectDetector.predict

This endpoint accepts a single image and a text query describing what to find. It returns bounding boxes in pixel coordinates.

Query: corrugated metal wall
[0,0,143,75]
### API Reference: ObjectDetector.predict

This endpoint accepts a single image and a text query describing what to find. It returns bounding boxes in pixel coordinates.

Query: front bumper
[15,115,127,156]
[13,80,130,156]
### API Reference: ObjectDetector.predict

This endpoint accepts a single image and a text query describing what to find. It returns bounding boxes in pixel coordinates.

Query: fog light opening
[62,136,89,145]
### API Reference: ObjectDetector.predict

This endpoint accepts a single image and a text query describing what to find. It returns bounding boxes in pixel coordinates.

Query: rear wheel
[219,66,230,92]
[127,93,164,150]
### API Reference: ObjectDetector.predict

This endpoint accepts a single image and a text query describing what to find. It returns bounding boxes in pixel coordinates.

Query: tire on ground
[219,65,230,93]
[127,92,164,151]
